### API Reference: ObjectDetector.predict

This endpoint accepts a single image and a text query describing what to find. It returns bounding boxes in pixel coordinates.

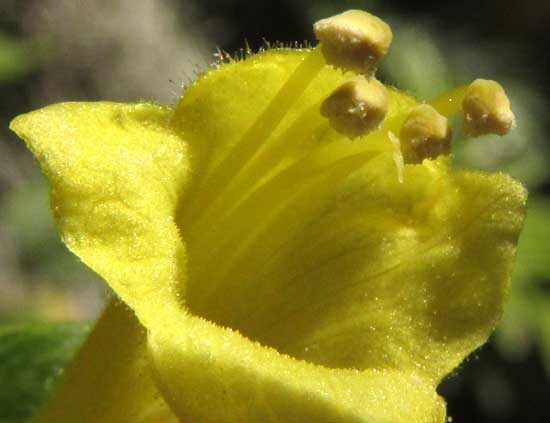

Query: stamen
[399,104,452,164]
[321,75,389,139]
[462,79,515,136]
[182,9,395,233]
[314,9,392,75]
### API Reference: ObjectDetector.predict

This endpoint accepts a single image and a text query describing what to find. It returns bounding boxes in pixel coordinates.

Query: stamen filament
[187,105,415,261]
[185,102,326,245]
[180,47,327,229]
[428,85,468,117]
[188,149,381,313]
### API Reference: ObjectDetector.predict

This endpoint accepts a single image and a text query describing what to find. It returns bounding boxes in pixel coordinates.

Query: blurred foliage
[2,179,91,279]
[0,323,88,422]
[498,197,550,372]
[0,176,106,323]
[0,34,44,83]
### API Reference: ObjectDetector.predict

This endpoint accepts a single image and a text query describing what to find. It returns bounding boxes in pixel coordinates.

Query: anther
[313,9,392,75]
[399,104,452,164]
[320,75,389,139]
[462,79,515,136]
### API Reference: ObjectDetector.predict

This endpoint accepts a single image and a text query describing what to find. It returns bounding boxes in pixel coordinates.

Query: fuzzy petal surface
[11,49,527,423]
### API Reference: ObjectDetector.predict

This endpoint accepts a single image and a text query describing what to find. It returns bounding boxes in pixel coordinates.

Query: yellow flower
[10,10,526,423]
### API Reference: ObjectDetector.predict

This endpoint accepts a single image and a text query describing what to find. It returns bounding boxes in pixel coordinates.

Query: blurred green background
[0,0,548,422]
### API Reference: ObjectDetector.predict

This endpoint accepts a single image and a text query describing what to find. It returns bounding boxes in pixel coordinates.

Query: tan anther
[320,75,389,139]
[462,79,515,136]
[399,104,452,164]
[314,9,392,75]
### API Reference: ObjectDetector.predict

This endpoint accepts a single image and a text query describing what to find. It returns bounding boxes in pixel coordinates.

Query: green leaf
[0,323,88,423]
[0,34,46,83]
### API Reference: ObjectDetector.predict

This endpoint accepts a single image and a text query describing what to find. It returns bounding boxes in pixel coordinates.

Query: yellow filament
[185,102,326,245]
[188,150,380,312]
[428,85,468,117]
[186,103,417,289]
[180,47,327,229]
